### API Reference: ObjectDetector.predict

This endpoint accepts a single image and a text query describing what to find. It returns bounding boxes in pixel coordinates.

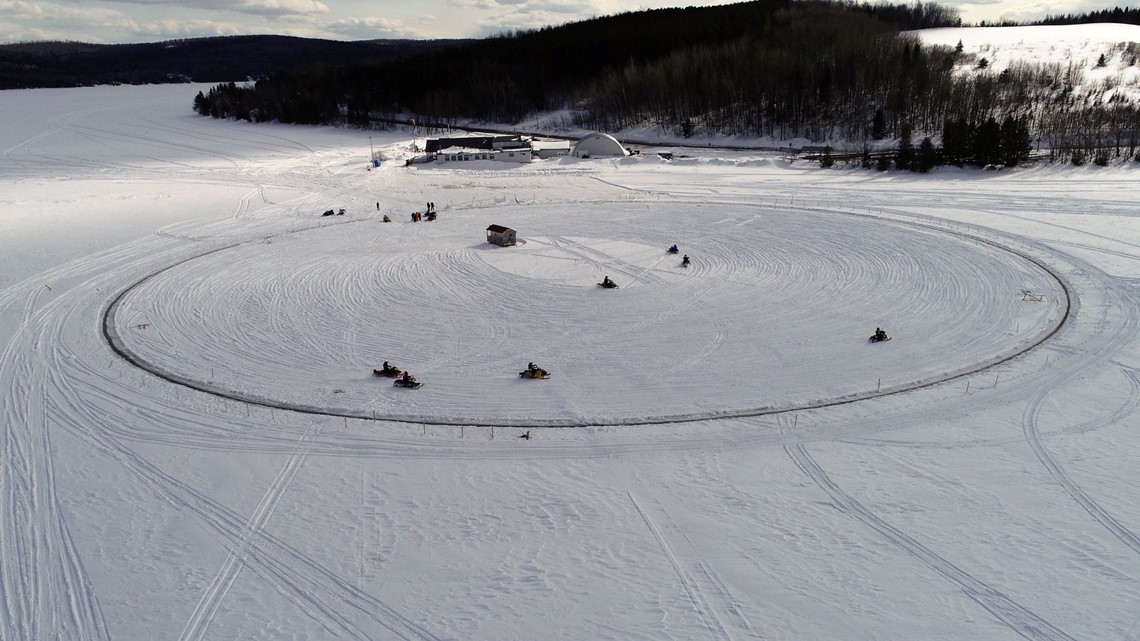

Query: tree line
[194,0,1140,167]
[0,36,461,90]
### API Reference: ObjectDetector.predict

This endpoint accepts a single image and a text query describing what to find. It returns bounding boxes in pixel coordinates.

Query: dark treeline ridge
[195,1,961,126]
[1030,6,1140,26]
[0,36,467,89]
[196,0,1139,166]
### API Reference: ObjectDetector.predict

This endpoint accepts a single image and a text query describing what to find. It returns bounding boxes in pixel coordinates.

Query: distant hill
[0,35,470,90]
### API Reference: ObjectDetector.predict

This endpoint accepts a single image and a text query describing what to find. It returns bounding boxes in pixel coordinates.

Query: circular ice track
[106,203,1064,426]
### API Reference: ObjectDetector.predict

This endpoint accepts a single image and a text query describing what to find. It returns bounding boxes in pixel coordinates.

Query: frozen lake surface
[2,83,1139,641]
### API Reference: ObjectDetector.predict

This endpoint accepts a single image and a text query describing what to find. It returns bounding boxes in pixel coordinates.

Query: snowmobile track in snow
[101,206,1071,428]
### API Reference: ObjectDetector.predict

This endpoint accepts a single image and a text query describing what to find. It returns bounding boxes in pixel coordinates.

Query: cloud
[0,0,122,23]
[448,0,727,37]
[448,0,608,14]
[0,0,289,43]
[126,17,248,39]
[943,0,1116,22]
[325,16,430,40]
[236,0,328,17]
[0,0,139,42]
[98,0,329,18]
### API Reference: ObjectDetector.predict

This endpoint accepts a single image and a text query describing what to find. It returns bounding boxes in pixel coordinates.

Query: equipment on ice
[667,244,679,254]
[598,276,618,289]
[869,328,891,343]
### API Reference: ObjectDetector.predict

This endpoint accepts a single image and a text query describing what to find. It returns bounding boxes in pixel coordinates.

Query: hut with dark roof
[486,224,516,246]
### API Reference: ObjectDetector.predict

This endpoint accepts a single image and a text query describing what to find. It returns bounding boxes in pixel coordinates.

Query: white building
[530,140,571,159]
[437,147,532,164]
[572,132,628,158]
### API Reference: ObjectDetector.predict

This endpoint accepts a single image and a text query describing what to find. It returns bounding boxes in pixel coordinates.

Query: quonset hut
[572,132,629,158]
[486,224,517,246]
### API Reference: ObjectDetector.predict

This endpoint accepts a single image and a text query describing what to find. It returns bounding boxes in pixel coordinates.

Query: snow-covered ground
[3,82,1140,641]
[915,23,1140,104]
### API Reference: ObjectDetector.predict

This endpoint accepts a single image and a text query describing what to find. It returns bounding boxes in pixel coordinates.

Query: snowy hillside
[2,84,1140,641]
[914,23,1140,103]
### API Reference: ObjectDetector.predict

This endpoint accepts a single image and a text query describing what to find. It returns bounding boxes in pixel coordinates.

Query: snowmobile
[667,244,680,254]
[597,277,618,289]
[681,254,690,267]
[393,373,422,389]
[373,362,402,378]
[519,367,551,379]
[869,329,891,343]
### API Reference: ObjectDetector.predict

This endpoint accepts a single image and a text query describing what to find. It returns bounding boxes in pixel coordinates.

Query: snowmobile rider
[602,276,614,287]
[682,254,690,265]
[874,327,887,341]
[528,362,537,371]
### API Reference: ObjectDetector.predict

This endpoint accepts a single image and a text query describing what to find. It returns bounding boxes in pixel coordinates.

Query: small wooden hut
[486,224,517,247]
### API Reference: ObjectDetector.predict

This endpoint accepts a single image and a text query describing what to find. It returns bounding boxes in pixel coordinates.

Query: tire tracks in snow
[784,442,1077,641]
[47,358,441,641]
[100,206,1072,428]
[4,213,439,640]
[177,425,319,641]
[628,492,746,641]
[1020,276,1140,558]
[1,281,113,641]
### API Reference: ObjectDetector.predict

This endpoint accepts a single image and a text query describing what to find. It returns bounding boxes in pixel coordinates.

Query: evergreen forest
[193,0,1140,167]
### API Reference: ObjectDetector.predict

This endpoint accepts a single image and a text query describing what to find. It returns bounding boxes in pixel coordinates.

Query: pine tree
[973,117,1002,166]
[895,122,915,170]
[871,108,886,140]
[917,137,937,172]
[193,91,210,116]
[947,117,973,166]
[999,115,1032,166]
[819,146,835,168]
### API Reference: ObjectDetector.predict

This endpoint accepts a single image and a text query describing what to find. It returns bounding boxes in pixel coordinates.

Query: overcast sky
[0,0,1129,44]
